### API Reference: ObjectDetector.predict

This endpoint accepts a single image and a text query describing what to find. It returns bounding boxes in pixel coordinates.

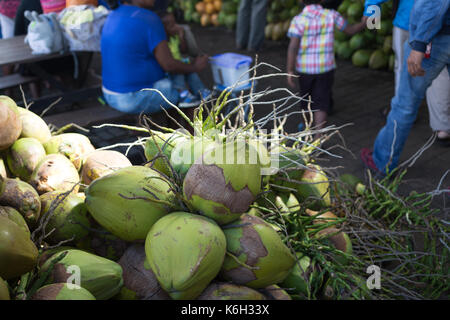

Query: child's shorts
[298,70,335,114]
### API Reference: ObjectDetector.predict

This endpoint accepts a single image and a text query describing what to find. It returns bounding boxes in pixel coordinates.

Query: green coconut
[337,0,351,14]
[280,253,318,298]
[85,166,176,242]
[144,131,186,176]
[169,136,215,177]
[75,225,129,262]
[40,249,123,300]
[197,282,266,300]
[17,107,52,144]
[383,35,393,54]
[145,212,227,300]
[81,150,132,185]
[369,49,389,70]
[0,176,41,224]
[316,227,353,265]
[37,246,74,268]
[0,215,38,280]
[0,206,30,236]
[32,283,96,300]
[29,154,80,195]
[0,96,22,151]
[0,276,9,300]
[347,2,363,19]
[260,284,292,300]
[221,214,296,288]
[39,191,91,244]
[352,49,373,68]
[44,133,95,170]
[337,41,354,59]
[294,164,331,210]
[6,137,46,181]
[270,146,309,193]
[183,140,262,225]
[349,33,366,51]
[265,23,274,39]
[117,244,170,300]
[389,53,395,71]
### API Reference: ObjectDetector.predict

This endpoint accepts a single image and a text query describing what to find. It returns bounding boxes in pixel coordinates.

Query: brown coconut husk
[118,244,170,300]
[81,150,132,185]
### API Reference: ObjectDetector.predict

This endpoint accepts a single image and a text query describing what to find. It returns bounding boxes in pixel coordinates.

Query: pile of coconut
[1,89,357,301]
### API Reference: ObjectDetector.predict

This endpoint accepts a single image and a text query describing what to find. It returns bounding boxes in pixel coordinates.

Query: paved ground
[7,24,447,211]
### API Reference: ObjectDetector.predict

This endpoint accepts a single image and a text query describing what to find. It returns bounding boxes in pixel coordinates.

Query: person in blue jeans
[101,0,209,114]
[361,0,450,175]
[236,0,269,52]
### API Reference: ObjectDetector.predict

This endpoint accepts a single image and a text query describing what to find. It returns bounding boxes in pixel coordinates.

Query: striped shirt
[288,4,347,74]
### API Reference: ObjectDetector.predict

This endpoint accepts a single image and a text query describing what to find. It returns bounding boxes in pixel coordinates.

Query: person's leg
[310,71,334,135]
[298,73,315,129]
[140,78,180,114]
[185,72,206,96]
[248,0,269,51]
[103,78,180,115]
[392,27,409,95]
[169,74,188,92]
[372,35,450,172]
[236,0,252,49]
[426,68,450,135]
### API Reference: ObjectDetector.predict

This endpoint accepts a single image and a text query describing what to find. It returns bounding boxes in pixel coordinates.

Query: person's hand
[193,54,209,72]
[174,24,185,39]
[287,72,296,88]
[407,50,425,77]
[361,15,368,25]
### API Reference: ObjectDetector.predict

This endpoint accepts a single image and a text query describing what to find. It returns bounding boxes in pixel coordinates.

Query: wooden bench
[0,35,99,115]
[0,73,39,91]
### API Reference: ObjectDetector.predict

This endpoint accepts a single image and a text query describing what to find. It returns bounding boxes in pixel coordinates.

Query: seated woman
[101,0,209,114]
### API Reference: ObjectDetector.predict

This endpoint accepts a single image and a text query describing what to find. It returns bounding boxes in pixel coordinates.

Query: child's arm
[287,37,300,88]
[342,16,368,35]
[176,26,188,54]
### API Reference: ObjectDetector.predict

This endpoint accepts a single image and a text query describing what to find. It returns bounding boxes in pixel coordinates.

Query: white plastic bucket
[210,53,252,87]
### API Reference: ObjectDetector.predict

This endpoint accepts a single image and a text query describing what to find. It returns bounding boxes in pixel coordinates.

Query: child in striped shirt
[287,0,367,134]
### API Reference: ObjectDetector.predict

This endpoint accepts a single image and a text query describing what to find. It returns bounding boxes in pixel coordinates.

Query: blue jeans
[236,0,268,51]
[373,35,450,172]
[169,72,206,96]
[102,78,179,114]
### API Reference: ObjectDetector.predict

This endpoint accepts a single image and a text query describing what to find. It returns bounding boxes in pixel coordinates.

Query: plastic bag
[58,4,109,51]
[24,10,66,54]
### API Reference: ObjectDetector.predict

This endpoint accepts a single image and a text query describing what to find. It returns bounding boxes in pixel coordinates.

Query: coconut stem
[225,252,260,270]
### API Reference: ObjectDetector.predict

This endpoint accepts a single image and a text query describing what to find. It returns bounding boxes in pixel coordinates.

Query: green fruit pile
[1,94,356,301]
[265,0,302,41]
[336,0,395,71]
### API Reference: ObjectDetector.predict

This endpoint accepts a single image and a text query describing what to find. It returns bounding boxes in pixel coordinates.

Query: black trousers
[298,70,335,114]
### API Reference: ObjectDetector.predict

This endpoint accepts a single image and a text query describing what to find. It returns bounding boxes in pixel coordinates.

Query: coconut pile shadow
[0,63,448,301]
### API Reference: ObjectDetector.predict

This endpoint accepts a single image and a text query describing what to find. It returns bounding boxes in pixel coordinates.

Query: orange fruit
[200,14,211,27]
[195,1,206,14]
[205,3,215,15]
[211,13,219,26]
[213,0,222,12]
